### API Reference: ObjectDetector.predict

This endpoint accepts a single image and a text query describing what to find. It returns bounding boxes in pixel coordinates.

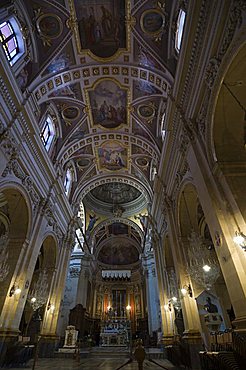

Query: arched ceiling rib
[24,0,181,258]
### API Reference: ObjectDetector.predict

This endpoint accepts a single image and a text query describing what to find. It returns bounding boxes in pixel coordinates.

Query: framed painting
[36,14,63,39]
[62,106,80,121]
[98,242,139,265]
[140,9,165,36]
[87,79,128,129]
[72,0,128,60]
[137,104,155,120]
[97,140,127,171]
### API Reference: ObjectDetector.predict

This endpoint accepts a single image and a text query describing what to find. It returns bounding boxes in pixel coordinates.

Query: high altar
[100,318,130,346]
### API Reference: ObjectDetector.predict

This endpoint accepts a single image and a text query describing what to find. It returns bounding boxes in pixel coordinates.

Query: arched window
[0,18,24,65]
[40,115,55,151]
[0,21,18,61]
[175,9,186,52]
[64,168,72,196]
[161,112,166,141]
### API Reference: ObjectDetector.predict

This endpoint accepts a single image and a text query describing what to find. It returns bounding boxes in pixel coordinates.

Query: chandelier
[186,231,220,290]
[28,269,49,311]
[0,233,10,282]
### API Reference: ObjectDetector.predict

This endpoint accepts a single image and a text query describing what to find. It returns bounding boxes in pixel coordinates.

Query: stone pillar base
[232,315,246,334]
[182,331,203,370]
[162,334,174,346]
[38,334,60,358]
[0,330,20,367]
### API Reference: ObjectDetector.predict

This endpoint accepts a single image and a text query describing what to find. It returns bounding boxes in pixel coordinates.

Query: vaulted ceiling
[20,0,184,261]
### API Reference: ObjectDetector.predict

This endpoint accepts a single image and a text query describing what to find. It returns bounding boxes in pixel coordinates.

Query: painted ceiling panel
[23,0,180,256]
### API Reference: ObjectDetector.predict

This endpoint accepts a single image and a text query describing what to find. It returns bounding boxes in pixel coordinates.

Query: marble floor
[1,357,181,369]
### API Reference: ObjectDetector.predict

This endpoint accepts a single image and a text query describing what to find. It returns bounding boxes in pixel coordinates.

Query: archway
[178,184,231,349]
[213,44,246,219]
[19,235,57,342]
[0,188,29,317]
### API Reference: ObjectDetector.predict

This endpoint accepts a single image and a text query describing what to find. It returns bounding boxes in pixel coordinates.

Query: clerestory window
[175,9,186,52]
[40,115,55,151]
[0,21,19,62]
[64,168,72,196]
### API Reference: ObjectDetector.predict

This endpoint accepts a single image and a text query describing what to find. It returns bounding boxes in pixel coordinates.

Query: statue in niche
[204,297,218,313]
[86,213,99,236]
[134,214,148,230]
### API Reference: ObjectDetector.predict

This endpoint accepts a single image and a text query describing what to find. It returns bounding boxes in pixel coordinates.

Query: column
[142,252,161,335]
[76,253,93,308]
[187,144,246,333]
[166,199,202,369]
[154,235,175,345]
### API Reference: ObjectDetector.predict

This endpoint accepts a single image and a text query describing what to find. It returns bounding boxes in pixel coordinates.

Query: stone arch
[91,217,144,247]
[212,43,246,219]
[21,234,58,340]
[0,186,30,316]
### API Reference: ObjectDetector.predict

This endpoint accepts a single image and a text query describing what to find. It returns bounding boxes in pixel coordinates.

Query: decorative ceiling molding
[32,64,171,104]
[91,217,144,246]
[83,189,147,218]
[59,133,160,166]
[73,174,152,206]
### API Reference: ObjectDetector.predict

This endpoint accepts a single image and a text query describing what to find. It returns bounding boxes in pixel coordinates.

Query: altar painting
[73,0,126,59]
[89,80,127,129]
[98,242,139,265]
[97,141,127,171]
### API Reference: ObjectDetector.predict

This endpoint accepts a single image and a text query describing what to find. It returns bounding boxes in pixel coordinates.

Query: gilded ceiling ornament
[140,8,165,42]
[137,102,156,123]
[34,9,63,47]
[61,105,80,126]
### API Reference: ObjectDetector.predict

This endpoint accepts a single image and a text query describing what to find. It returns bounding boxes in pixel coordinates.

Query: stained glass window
[0,21,18,61]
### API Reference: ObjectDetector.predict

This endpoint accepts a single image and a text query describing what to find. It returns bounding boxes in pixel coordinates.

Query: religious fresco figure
[88,80,128,129]
[74,0,127,59]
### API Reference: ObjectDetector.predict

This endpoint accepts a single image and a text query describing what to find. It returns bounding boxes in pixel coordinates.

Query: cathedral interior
[0,0,246,369]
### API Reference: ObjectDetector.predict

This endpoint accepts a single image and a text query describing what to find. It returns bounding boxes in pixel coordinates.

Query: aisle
[1,357,182,370]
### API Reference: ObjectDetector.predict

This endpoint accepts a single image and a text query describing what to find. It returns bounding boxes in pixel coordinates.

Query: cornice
[30,63,171,104]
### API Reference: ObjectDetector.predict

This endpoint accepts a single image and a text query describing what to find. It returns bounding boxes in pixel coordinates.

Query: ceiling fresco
[23,0,182,261]
[97,239,140,265]
[91,183,141,204]
[72,0,128,59]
